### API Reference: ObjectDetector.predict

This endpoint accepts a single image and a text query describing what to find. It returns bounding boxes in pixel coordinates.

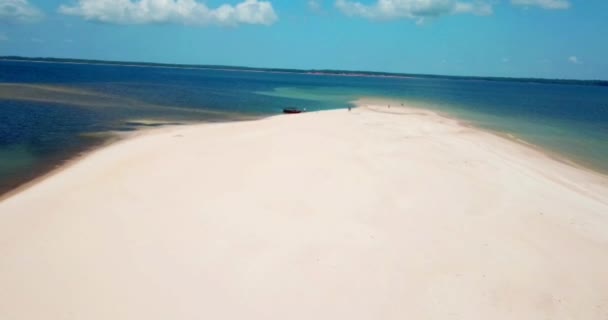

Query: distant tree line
[1,56,606,87]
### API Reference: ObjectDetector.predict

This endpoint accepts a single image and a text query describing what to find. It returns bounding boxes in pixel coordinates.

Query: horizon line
[1,55,607,85]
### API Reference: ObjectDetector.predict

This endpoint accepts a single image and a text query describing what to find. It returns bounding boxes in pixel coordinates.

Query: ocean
[1,59,608,195]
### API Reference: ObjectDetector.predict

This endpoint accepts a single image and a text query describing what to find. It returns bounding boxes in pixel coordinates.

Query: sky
[0,0,607,80]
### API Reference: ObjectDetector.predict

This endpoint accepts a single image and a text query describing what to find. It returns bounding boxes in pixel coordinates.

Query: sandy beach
[1,100,607,319]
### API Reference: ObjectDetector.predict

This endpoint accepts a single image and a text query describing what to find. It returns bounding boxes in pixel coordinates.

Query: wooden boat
[283,107,305,114]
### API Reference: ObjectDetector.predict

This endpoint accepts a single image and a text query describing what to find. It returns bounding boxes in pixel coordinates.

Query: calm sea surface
[1,60,608,195]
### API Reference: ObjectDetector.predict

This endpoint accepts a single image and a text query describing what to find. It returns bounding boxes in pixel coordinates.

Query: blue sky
[1,0,607,80]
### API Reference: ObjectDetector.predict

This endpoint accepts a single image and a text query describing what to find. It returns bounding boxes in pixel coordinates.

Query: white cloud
[308,0,322,12]
[568,56,582,64]
[511,0,570,10]
[59,0,278,26]
[0,0,44,23]
[335,0,493,20]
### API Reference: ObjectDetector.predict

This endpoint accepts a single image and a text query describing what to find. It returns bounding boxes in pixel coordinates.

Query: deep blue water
[1,60,608,195]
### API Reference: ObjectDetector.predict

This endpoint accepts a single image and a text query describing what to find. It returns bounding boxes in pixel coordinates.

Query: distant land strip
[2,56,607,87]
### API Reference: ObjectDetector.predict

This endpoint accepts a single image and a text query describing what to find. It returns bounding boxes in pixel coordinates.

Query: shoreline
[0,115,266,201]
[4,57,608,85]
[2,97,607,202]
[4,97,606,205]
[1,99,607,319]
[356,99,608,194]
[0,124,207,202]
[357,97,608,178]
[0,58,417,80]
[0,136,116,202]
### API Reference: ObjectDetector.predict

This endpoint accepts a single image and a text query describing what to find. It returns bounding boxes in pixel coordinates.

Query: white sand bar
[1,100,608,319]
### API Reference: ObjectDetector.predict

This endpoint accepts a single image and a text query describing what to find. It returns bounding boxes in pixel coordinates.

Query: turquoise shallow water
[1,60,608,195]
